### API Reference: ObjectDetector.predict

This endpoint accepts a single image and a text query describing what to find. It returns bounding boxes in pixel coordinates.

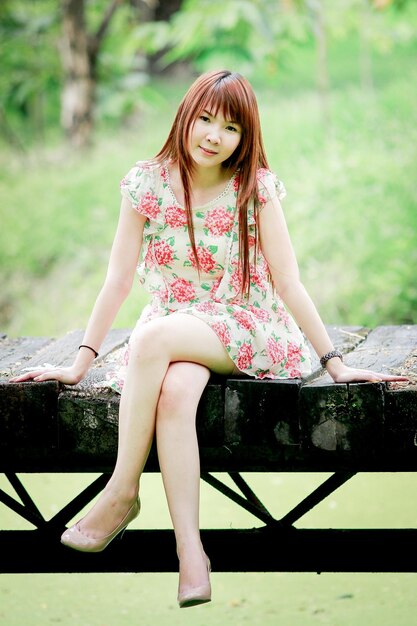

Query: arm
[258,195,407,383]
[11,197,146,384]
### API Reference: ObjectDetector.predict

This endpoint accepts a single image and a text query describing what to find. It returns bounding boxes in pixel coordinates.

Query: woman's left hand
[327,361,410,384]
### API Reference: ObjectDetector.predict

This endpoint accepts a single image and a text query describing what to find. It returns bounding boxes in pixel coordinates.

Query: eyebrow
[203,110,240,125]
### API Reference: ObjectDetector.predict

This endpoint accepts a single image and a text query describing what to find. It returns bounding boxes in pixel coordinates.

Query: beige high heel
[60,498,140,553]
[177,557,211,608]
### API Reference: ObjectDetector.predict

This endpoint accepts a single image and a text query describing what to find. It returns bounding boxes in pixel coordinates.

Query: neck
[168,161,235,208]
[191,164,231,189]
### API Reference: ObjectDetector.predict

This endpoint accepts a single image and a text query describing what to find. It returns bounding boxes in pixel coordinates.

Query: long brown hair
[155,70,269,296]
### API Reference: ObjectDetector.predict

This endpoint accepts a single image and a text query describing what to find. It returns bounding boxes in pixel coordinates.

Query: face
[189,109,242,169]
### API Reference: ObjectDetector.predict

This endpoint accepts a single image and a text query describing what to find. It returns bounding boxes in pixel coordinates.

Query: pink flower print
[248,234,256,248]
[140,161,156,170]
[153,240,175,266]
[155,287,169,305]
[232,309,256,331]
[274,301,290,325]
[256,170,271,206]
[256,168,270,181]
[266,337,285,365]
[230,264,243,293]
[204,207,234,236]
[247,305,271,324]
[187,246,217,273]
[170,277,196,303]
[237,342,254,371]
[195,301,217,314]
[165,204,187,228]
[250,264,268,290]
[160,166,168,182]
[287,367,302,378]
[138,192,161,220]
[212,321,231,346]
[210,276,222,298]
[144,245,156,269]
[286,342,302,368]
[256,370,276,380]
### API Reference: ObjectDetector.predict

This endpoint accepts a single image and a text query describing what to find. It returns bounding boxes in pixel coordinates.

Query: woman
[11,70,406,607]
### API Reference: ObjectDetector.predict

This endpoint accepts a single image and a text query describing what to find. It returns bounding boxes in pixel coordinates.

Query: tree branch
[88,0,124,60]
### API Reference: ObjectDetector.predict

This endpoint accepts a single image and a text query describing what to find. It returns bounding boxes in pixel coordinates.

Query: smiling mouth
[199,146,218,155]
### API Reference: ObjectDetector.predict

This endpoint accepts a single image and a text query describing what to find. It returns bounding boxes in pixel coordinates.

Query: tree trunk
[59,0,123,147]
[147,0,186,76]
[60,0,94,147]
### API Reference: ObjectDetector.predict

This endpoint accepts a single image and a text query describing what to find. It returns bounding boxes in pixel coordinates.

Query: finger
[32,371,61,382]
[384,373,410,379]
[10,369,60,383]
[346,370,381,382]
[365,372,410,382]
[9,371,42,382]
[340,369,372,381]
[10,363,60,383]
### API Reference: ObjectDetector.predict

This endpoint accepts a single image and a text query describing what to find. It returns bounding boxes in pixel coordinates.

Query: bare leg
[76,313,234,539]
[156,361,211,595]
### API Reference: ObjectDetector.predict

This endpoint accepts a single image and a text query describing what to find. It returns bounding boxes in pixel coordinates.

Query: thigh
[132,312,236,375]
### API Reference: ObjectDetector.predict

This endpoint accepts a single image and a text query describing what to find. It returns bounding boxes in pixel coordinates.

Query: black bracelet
[320,349,343,368]
[78,344,99,359]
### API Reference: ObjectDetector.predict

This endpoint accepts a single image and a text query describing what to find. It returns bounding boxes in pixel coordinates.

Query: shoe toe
[60,524,91,549]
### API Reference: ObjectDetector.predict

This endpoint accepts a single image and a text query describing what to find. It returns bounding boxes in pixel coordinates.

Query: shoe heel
[116,527,127,542]
[178,555,212,608]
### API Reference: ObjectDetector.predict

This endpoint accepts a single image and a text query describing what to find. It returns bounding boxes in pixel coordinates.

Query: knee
[157,365,205,421]
[129,321,170,363]
[157,371,191,420]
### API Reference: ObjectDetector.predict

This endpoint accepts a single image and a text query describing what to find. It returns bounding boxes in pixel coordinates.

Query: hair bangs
[202,78,249,130]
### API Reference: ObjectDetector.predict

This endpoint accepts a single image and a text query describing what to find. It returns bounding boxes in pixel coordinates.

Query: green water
[1,472,415,625]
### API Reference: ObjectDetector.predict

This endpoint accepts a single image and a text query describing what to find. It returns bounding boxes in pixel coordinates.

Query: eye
[226,125,240,133]
[199,115,210,122]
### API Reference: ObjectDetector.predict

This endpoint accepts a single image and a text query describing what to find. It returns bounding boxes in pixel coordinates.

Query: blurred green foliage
[1,0,417,144]
[0,1,61,145]
[0,1,416,335]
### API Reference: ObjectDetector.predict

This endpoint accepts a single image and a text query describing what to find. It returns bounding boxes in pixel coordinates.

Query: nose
[206,128,220,144]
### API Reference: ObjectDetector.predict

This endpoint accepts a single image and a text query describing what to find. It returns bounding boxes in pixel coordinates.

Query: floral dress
[103,160,311,393]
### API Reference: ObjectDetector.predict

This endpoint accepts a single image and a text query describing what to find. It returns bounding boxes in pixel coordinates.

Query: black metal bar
[5,472,44,520]
[201,472,277,525]
[278,471,357,526]
[0,488,46,528]
[228,472,272,518]
[1,528,416,573]
[47,473,110,529]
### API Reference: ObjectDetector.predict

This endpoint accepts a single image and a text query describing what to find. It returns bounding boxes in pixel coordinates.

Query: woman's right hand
[9,364,86,386]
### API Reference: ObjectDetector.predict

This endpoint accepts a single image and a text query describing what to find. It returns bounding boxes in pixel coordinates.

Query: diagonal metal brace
[47,473,110,530]
[278,471,357,527]
[6,473,45,520]
[0,488,46,528]
[201,472,278,526]
[228,472,273,518]
[0,473,47,528]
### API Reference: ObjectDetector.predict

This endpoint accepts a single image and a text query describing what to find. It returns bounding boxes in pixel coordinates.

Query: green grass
[1,36,417,336]
[1,472,416,625]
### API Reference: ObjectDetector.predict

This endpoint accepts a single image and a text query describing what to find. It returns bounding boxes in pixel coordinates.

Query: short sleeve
[257,168,287,207]
[120,160,164,222]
